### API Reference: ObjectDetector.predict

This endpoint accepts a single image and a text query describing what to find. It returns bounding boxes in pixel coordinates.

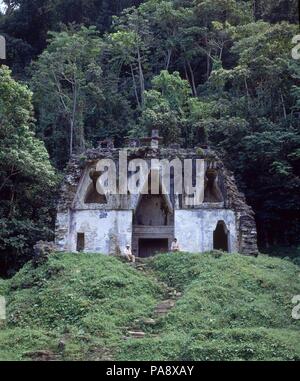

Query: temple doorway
[213,221,229,252]
[138,238,169,258]
[132,192,174,257]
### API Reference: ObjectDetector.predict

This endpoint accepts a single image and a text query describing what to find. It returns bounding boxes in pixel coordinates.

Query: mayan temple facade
[55,133,258,257]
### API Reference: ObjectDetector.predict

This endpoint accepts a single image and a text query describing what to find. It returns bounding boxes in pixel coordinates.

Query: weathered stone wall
[222,168,258,255]
[55,211,70,250]
[175,209,237,253]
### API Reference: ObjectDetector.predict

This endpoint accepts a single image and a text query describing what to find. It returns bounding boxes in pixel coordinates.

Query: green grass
[118,252,300,361]
[0,251,299,360]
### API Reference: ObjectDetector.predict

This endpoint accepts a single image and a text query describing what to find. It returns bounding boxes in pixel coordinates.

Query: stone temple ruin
[55,132,258,257]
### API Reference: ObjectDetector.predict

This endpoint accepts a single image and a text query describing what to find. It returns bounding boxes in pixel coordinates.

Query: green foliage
[252,0,299,24]
[0,66,58,275]
[138,70,191,143]
[119,328,300,361]
[0,66,55,184]
[1,0,300,265]
[31,26,103,163]
[118,252,300,360]
[0,253,162,359]
[1,252,299,360]
[197,21,300,248]
[0,328,57,361]
[150,252,299,329]
[138,70,209,145]
[151,70,191,113]
[0,0,144,74]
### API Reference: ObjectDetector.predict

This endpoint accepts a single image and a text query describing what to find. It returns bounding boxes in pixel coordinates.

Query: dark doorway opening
[138,239,169,258]
[76,233,85,252]
[132,178,174,257]
[213,221,229,252]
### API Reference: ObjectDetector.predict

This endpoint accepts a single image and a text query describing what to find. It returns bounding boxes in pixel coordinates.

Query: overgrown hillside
[0,252,299,361]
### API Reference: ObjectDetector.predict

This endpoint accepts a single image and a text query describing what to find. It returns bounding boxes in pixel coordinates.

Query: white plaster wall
[175,209,237,253]
[67,210,133,254]
[56,207,237,254]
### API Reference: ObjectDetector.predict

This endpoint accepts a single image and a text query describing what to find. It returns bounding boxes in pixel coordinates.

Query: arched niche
[204,169,223,203]
[134,194,172,226]
[213,220,229,252]
[133,170,173,226]
[84,182,107,204]
[84,168,107,204]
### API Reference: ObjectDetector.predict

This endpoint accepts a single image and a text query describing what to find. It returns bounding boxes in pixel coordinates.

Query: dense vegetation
[0,251,299,360]
[0,0,300,272]
[0,66,58,275]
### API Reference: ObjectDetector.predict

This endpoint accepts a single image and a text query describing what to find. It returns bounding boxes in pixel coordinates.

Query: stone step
[131,317,157,328]
[168,290,182,298]
[155,306,173,312]
[156,300,175,308]
[25,350,58,361]
[141,318,156,325]
[143,317,156,324]
[154,299,176,315]
[127,331,146,338]
[155,309,171,315]
[135,258,147,264]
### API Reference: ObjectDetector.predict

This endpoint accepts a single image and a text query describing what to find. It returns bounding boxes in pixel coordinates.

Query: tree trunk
[252,0,256,18]
[137,46,145,108]
[280,89,287,120]
[204,30,211,80]
[166,49,172,70]
[130,64,141,109]
[5,1,14,16]
[184,61,189,81]
[0,169,20,193]
[9,188,15,217]
[219,43,224,61]
[70,119,74,156]
[187,61,197,96]
[244,76,250,98]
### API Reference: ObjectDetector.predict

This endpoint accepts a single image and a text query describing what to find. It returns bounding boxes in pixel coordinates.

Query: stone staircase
[124,259,182,340]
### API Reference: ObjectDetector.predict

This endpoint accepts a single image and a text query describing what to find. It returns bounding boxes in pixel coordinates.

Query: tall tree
[31,26,103,162]
[0,0,144,75]
[198,21,300,248]
[0,65,57,274]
